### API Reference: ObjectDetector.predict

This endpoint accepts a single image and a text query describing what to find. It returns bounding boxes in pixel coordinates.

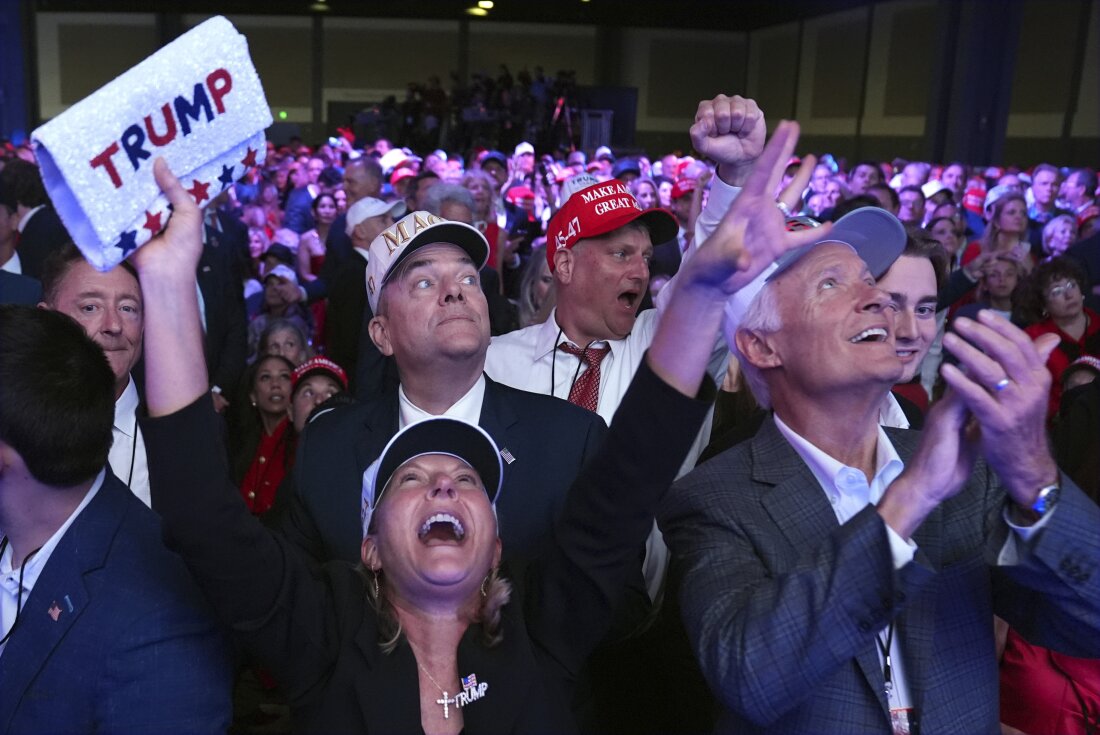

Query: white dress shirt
[398,375,486,429]
[109,376,150,507]
[486,179,743,600]
[1,251,21,275]
[484,175,740,432]
[773,414,915,713]
[0,470,104,658]
[771,412,1055,716]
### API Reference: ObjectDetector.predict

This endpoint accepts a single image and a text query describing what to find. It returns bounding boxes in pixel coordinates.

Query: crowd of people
[1,89,1099,735]
[348,65,582,159]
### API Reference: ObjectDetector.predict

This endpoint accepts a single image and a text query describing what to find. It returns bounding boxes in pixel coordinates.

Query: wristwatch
[1030,484,1061,517]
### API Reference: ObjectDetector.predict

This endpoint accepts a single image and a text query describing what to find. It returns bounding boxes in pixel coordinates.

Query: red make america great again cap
[546,175,678,271]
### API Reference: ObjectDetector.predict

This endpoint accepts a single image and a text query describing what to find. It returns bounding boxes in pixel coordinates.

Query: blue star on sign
[217,164,235,191]
[117,229,138,256]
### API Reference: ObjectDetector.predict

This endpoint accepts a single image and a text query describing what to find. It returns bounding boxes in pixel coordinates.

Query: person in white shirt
[38,244,150,506]
[485,94,769,433]
[485,95,799,601]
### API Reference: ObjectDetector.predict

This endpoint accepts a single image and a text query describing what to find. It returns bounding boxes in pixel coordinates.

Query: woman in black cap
[133,120,823,733]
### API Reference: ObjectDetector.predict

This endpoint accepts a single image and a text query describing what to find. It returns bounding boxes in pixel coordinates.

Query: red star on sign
[240,147,258,168]
[187,179,210,205]
[142,210,163,234]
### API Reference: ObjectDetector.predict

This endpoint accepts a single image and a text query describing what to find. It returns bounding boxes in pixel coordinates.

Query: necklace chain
[408,640,460,720]
[415,658,454,696]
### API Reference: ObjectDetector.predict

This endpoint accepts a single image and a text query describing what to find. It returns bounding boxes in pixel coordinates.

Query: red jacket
[1025,307,1100,419]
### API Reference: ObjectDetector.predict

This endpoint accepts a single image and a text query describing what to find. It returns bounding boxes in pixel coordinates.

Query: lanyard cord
[0,537,44,645]
[549,326,589,401]
[876,622,895,700]
[125,418,138,490]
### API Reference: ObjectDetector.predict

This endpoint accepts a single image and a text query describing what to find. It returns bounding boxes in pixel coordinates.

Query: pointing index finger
[743,120,798,200]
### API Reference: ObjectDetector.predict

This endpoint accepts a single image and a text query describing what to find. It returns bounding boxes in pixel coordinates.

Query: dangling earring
[371,567,381,598]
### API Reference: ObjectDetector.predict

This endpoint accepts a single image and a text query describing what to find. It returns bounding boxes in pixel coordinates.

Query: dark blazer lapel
[356,390,399,471]
[753,418,840,549]
[753,417,891,717]
[478,377,519,438]
[0,477,122,729]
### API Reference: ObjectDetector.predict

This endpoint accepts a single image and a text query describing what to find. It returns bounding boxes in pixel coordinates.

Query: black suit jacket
[324,252,371,392]
[199,223,248,399]
[0,271,42,306]
[16,206,69,280]
[146,361,711,733]
[275,375,608,567]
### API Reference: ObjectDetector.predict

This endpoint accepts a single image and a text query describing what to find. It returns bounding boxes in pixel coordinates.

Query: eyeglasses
[1046,280,1080,300]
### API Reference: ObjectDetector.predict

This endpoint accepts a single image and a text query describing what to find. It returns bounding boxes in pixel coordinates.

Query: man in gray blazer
[659,191,1100,734]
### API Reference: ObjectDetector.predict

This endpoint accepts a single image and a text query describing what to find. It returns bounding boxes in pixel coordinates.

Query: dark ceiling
[32,0,878,32]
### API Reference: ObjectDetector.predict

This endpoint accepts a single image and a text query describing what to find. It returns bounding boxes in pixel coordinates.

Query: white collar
[533,308,617,361]
[773,413,904,504]
[398,374,486,429]
[114,375,139,438]
[0,251,20,275]
[879,392,910,430]
[353,247,370,262]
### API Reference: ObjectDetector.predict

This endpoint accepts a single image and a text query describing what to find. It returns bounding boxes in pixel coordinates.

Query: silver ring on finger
[776,201,792,217]
[994,378,1011,392]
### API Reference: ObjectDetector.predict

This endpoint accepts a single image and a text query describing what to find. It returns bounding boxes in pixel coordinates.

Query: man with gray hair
[422,182,478,225]
[659,183,1100,733]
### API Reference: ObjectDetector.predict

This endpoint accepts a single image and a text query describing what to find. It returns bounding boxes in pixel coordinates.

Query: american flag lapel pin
[500,448,515,465]
[47,601,62,621]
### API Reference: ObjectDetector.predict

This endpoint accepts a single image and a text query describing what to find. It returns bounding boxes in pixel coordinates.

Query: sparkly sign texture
[32,16,272,270]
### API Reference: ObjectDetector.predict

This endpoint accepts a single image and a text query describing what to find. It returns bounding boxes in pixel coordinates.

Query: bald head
[344,158,383,204]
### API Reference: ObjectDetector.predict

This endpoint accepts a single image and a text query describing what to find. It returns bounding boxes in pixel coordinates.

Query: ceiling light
[309,0,329,10]
[478,0,494,8]
[466,6,489,15]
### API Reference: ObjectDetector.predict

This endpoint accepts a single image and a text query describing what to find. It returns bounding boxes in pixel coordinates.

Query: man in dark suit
[199,206,249,411]
[659,189,1100,733]
[313,156,384,297]
[0,159,69,280]
[282,162,316,235]
[325,196,406,396]
[0,306,231,731]
[275,209,607,567]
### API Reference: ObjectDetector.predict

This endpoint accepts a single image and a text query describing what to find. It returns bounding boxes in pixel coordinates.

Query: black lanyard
[876,622,895,700]
[548,326,589,401]
[0,537,44,645]
[124,419,138,490]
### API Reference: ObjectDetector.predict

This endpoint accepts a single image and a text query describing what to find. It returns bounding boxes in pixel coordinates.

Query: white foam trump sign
[32,16,272,270]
